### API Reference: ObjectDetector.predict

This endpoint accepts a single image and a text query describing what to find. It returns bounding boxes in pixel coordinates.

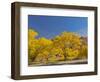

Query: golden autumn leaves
[28,28,87,66]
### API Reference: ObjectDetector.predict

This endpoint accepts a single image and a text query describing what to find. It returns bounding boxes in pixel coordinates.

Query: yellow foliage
[34,51,49,64]
[38,37,53,46]
[79,45,87,59]
[48,48,65,63]
[28,29,38,63]
[53,32,81,49]
[28,28,88,65]
[65,48,79,60]
[28,29,38,38]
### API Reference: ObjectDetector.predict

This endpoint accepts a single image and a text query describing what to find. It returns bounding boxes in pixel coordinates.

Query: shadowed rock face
[80,37,87,42]
[80,37,87,45]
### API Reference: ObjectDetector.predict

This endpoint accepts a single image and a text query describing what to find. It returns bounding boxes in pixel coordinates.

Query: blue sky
[28,15,88,39]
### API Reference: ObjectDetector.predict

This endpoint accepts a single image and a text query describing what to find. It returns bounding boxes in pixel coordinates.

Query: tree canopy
[28,28,87,65]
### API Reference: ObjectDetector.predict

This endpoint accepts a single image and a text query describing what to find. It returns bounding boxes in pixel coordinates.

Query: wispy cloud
[76,27,87,37]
